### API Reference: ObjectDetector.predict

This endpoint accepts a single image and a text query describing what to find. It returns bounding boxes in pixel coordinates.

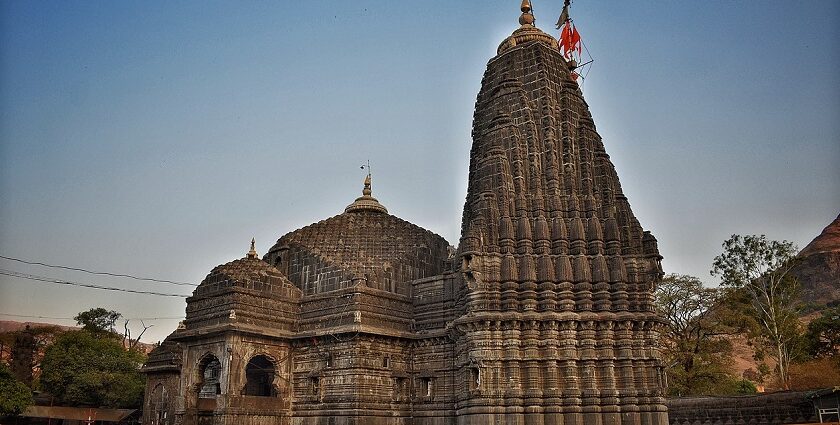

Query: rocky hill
[0,320,156,353]
[792,213,840,310]
[0,320,75,333]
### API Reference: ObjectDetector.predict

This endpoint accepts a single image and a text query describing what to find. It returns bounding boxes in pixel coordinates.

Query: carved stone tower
[451,2,668,424]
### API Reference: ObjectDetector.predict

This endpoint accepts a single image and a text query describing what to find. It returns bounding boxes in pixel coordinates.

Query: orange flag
[559,21,582,59]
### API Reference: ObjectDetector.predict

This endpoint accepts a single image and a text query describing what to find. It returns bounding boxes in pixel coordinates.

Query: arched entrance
[244,355,275,396]
[149,384,169,425]
[197,355,222,398]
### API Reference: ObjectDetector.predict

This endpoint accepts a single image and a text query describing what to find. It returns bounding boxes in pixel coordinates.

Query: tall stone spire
[452,2,668,423]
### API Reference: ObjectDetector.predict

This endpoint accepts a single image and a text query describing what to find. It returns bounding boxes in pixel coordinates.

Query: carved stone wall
[168,333,294,425]
[299,286,413,336]
[666,392,818,425]
[144,373,180,425]
[291,335,415,425]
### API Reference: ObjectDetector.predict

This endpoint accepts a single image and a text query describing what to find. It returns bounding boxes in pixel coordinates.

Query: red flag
[559,21,582,60]
[560,22,570,52]
[559,21,572,58]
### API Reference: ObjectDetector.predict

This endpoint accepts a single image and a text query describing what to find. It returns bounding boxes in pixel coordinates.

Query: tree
[10,326,36,387]
[74,308,122,334]
[40,330,145,408]
[0,325,64,387]
[655,274,738,395]
[804,306,840,359]
[74,307,152,350]
[122,319,152,351]
[0,362,32,416]
[711,234,802,390]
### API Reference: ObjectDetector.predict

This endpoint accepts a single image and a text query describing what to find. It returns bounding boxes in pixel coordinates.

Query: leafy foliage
[804,306,840,359]
[711,234,802,389]
[0,325,65,388]
[0,362,32,416]
[1,325,64,363]
[733,378,758,394]
[40,330,145,408]
[74,308,122,334]
[655,274,742,396]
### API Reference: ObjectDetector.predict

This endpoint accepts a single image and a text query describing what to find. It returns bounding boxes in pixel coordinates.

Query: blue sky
[1,1,838,343]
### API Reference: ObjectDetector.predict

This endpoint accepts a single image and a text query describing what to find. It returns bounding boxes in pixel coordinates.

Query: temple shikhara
[142,2,668,424]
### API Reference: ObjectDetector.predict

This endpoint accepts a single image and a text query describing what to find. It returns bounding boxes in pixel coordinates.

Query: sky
[1,1,838,343]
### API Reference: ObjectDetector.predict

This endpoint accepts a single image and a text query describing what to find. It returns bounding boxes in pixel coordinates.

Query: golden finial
[361,159,372,196]
[345,162,388,214]
[519,0,535,26]
[363,174,372,196]
[247,238,258,259]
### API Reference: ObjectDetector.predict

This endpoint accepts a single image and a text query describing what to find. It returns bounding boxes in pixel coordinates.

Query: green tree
[711,234,802,390]
[1,325,64,388]
[655,274,738,395]
[0,362,32,416]
[74,308,122,335]
[804,306,840,359]
[40,330,145,408]
[733,378,758,394]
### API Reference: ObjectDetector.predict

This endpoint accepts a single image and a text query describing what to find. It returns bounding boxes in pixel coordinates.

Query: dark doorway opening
[244,355,275,396]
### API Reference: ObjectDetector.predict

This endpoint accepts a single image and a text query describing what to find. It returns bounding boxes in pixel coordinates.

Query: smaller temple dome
[141,336,181,373]
[345,174,388,214]
[191,240,293,297]
[185,240,301,332]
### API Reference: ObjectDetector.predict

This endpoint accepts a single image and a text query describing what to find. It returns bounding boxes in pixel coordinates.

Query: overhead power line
[0,313,184,321]
[0,254,198,287]
[0,268,190,298]
[0,313,76,321]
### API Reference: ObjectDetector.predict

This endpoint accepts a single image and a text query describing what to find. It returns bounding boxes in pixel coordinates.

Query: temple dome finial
[519,0,535,26]
[498,0,557,55]
[247,238,258,258]
[363,174,372,196]
[345,173,388,214]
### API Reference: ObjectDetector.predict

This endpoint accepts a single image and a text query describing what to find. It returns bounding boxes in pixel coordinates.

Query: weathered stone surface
[264,209,450,297]
[141,8,667,425]
[666,392,818,425]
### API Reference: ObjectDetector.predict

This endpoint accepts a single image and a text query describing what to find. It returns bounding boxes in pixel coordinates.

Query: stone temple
[141,2,668,424]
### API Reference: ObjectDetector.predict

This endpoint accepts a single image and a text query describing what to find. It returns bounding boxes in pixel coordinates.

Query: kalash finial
[345,162,388,214]
[363,174,372,196]
[247,238,258,259]
[362,159,372,196]
[519,0,535,26]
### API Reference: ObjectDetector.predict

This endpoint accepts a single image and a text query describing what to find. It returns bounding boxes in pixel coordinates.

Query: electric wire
[0,254,198,287]
[0,268,190,298]
[0,313,77,321]
[0,313,184,321]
